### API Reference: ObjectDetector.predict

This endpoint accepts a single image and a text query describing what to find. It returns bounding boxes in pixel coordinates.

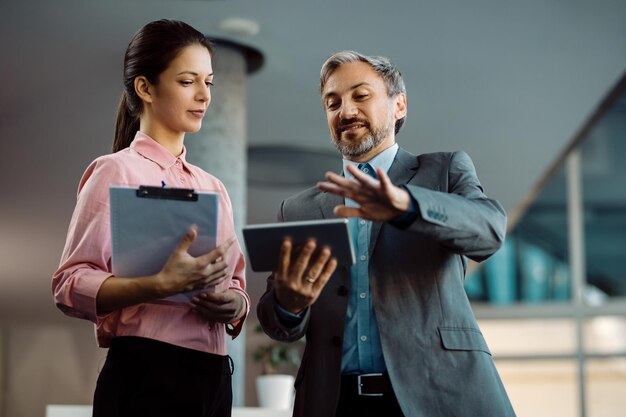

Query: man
[257,51,516,417]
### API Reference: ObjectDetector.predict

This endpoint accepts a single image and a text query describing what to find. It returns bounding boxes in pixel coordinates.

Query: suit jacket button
[332,336,342,347]
[337,285,348,296]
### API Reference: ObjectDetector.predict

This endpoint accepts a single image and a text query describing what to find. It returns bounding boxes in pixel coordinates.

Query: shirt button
[175,160,181,165]
[360,255,367,261]
[359,292,367,299]
[360,335,367,342]
[359,220,366,225]
[180,177,185,182]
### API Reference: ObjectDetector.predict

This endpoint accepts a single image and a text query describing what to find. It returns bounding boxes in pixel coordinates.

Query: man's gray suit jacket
[257,148,517,417]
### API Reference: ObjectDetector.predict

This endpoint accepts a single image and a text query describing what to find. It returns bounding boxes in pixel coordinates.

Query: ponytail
[112,93,139,153]
[112,20,213,153]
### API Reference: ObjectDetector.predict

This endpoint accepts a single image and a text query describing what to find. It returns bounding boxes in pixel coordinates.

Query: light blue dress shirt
[274,143,419,374]
[340,144,398,374]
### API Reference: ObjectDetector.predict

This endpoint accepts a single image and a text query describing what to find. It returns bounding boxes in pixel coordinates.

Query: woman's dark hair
[113,19,214,152]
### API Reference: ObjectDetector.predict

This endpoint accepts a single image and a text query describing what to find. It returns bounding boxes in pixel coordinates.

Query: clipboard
[242,218,355,272]
[109,185,218,302]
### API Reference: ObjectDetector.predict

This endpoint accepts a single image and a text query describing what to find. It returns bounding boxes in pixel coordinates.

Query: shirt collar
[130,131,188,170]
[342,143,399,178]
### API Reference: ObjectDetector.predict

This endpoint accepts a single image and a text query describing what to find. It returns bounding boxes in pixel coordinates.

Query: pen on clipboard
[161,180,166,188]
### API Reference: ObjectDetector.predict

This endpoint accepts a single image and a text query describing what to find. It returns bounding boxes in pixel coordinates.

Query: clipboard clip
[136,186,198,201]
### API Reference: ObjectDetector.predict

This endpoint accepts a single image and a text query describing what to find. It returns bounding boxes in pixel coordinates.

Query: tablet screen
[242,218,355,272]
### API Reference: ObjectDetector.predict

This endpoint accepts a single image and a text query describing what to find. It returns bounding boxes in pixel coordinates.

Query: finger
[202,267,228,287]
[345,164,379,187]
[191,295,237,320]
[198,236,236,265]
[323,171,364,192]
[292,239,317,277]
[176,225,198,253]
[204,259,228,274]
[191,299,224,316]
[276,239,292,280]
[317,181,349,197]
[378,169,394,193]
[324,171,353,185]
[312,257,337,292]
[304,246,331,283]
[196,291,230,305]
[333,205,362,218]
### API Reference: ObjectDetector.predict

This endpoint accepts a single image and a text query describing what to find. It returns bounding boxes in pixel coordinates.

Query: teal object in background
[551,261,571,301]
[519,242,552,302]
[483,238,518,305]
[464,267,485,300]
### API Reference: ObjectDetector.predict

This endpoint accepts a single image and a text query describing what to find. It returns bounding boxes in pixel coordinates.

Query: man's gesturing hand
[317,164,410,222]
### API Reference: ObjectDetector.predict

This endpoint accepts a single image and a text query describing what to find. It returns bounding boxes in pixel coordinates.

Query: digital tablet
[242,218,355,272]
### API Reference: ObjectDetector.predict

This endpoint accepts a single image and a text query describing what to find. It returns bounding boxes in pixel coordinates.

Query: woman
[52,19,248,417]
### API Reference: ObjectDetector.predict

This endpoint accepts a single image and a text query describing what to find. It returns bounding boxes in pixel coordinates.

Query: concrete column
[185,40,262,407]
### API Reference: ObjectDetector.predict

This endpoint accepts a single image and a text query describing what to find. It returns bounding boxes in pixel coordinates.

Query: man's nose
[339,101,358,119]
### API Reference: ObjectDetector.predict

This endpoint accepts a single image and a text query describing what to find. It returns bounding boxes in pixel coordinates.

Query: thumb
[177,225,198,253]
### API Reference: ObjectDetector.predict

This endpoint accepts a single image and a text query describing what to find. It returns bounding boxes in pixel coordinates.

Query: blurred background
[1,1,626,416]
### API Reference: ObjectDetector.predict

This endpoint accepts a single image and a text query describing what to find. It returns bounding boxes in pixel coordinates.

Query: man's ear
[394,93,407,121]
[134,76,153,103]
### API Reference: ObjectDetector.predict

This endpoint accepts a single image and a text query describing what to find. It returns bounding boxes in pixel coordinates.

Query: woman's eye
[180,80,193,86]
[205,81,214,87]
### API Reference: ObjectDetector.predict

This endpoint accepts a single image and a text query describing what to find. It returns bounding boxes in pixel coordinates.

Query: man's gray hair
[320,50,407,134]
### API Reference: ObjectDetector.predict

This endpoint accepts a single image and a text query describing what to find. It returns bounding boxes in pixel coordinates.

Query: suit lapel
[318,190,343,219]
[369,147,420,254]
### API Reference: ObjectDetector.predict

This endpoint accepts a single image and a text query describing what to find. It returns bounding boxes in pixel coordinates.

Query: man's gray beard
[332,122,393,158]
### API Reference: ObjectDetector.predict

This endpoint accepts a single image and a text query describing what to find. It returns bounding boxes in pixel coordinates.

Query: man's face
[322,61,406,161]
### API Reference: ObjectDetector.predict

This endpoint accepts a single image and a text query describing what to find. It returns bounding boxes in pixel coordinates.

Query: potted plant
[252,324,304,409]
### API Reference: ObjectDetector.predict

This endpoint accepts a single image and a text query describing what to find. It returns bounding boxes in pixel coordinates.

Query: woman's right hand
[156,226,236,297]
[96,226,236,314]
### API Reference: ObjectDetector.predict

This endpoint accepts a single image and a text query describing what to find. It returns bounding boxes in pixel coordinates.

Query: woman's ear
[134,76,153,103]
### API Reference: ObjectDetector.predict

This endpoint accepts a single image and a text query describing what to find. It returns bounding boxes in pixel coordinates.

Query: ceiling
[1,0,626,324]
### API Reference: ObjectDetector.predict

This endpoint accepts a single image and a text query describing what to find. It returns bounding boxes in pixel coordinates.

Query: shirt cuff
[389,185,418,229]
[225,287,249,338]
[273,293,307,328]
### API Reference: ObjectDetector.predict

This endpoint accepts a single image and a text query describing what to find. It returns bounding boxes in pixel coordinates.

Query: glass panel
[587,358,626,417]
[584,317,626,354]
[479,319,576,356]
[466,164,571,304]
[496,360,578,417]
[580,98,626,300]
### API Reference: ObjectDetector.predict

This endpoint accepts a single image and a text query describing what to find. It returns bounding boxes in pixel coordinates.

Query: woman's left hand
[190,288,246,324]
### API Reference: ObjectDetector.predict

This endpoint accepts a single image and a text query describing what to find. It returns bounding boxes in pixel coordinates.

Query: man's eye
[327,102,339,110]
[205,81,214,87]
[355,94,368,100]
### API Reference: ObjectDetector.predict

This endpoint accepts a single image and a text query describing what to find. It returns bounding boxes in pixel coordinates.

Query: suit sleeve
[402,151,506,262]
[256,200,310,342]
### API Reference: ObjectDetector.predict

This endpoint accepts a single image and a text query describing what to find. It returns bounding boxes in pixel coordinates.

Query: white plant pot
[256,374,295,409]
